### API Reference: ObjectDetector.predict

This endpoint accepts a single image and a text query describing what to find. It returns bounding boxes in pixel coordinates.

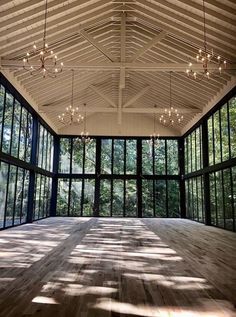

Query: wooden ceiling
[0,0,236,135]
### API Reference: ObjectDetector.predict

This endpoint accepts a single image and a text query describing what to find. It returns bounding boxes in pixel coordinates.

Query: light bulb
[189,62,192,67]
[27,52,30,56]
[33,44,37,50]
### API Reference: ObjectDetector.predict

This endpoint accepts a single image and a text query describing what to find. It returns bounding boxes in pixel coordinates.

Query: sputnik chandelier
[186,0,226,80]
[23,0,63,78]
[76,103,91,144]
[58,70,84,125]
[160,72,183,126]
[149,105,160,148]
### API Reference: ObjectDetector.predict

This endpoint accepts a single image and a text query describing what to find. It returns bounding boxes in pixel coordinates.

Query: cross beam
[2,60,235,72]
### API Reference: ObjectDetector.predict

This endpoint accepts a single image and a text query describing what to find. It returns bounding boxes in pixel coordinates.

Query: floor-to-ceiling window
[0,75,54,229]
[56,137,180,217]
[184,91,236,232]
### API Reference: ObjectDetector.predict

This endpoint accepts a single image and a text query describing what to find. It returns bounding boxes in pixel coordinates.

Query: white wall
[58,113,180,136]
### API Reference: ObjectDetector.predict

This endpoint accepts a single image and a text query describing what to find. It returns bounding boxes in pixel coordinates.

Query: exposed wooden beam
[119,66,126,89]
[41,104,201,114]
[80,29,117,62]
[2,60,235,72]
[131,31,167,62]
[90,85,117,108]
[123,86,150,108]
[118,12,127,124]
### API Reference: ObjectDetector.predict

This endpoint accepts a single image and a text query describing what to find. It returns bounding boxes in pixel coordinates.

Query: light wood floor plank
[0,217,235,317]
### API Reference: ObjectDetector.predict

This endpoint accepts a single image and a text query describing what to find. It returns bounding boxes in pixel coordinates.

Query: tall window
[57,137,180,218]
[0,161,29,228]
[37,123,54,171]
[0,85,33,162]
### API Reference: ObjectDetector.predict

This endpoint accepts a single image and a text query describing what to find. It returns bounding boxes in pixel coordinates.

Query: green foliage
[59,139,71,173]
[209,168,234,231]
[33,174,51,220]
[185,127,203,173]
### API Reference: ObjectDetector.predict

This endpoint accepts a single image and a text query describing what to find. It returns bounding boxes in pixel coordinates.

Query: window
[37,124,54,171]
[0,161,29,228]
[0,85,33,162]
[185,127,202,173]
[33,174,52,220]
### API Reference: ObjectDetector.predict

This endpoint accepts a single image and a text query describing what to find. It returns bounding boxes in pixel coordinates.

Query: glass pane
[125,180,137,217]
[101,139,112,174]
[70,179,82,216]
[37,125,44,168]
[155,180,166,217]
[25,113,32,163]
[208,117,214,166]
[126,140,137,174]
[223,169,233,231]
[84,139,96,173]
[193,177,198,221]
[214,111,221,164]
[187,135,191,173]
[184,138,188,174]
[11,100,21,158]
[142,140,153,175]
[100,179,111,216]
[0,161,8,228]
[209,173,217,226]
[21,170,29,223]
[19,107,27,161]
[215,171,224,228]
[155,139,166,175]
[83,179,95,216]
[5,165,17,227]
[2,92,14,154]
[57,179,69,216]
[229,96,236,158]
[59,139,71,173]
[167,180,180,217]
[166,139,178,174]
[191,131,196,172]
[112,180,124,217]
[72,139,83,173]
[221,104,229,162]
[14,167,23,225]
[232,166,236,230]
[0,85,5,149]
[113,139,124,174]
[142,180,154,217]
[34,174,41,220]
[197,176,204,223]
[195,127,202,171]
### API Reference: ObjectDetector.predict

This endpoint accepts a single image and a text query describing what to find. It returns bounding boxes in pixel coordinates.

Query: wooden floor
[0,218,235,317]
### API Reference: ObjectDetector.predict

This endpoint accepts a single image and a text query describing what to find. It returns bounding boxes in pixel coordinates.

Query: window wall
[33,174,52,221]
[37,123,54,172]
[57,137,180,217]
[0,76,54,230]
[0,84,33,162]
[184,92,236,232]
[184,126,202,174]
[0,161,29,228]
[141,139,180,217]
